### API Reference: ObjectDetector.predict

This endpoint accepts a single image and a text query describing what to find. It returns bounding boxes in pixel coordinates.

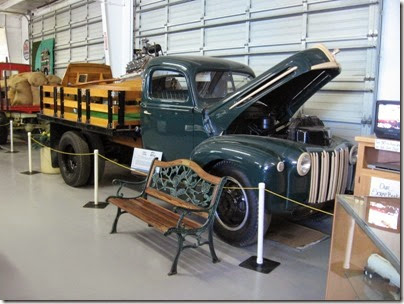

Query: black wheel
[58,131,91,187]
[0,112,8,145]
[82,132,105,185]
[210,160,271,247]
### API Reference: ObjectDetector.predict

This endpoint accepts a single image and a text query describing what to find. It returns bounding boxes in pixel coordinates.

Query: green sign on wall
[33,38,54,75]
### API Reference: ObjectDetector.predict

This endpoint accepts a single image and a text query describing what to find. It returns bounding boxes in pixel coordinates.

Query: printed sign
[375,138,400,153]
[23,39,29,60]
[131,148,163,172]
[369,177,400,198]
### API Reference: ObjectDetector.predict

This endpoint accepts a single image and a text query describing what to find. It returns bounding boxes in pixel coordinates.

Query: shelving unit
[354,135,400,196]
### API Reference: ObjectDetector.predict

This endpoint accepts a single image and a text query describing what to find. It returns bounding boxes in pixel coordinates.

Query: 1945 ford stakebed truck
[38,44,356,246]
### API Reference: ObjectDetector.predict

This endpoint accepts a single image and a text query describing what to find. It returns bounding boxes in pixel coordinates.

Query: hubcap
[63,145,77,174]
[215,177,249,231]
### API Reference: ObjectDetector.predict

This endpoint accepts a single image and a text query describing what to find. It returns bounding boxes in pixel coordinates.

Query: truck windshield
[195,71,253,106]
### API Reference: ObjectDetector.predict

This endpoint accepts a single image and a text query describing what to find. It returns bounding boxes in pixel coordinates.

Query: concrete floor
[0,139,332,300]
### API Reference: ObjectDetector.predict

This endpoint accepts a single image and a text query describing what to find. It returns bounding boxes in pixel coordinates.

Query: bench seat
[108,197,202,233]
[106,158,226,275]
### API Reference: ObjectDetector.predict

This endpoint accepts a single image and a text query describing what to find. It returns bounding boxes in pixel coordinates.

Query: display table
[325,195,400,300]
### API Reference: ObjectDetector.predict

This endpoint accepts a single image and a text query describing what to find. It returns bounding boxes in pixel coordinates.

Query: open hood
[203,45,341,135]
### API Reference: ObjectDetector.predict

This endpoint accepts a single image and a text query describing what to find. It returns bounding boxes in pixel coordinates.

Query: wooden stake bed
[40,78,142,130]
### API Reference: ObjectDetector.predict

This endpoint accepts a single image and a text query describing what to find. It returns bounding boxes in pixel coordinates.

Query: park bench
[106,158,227,275]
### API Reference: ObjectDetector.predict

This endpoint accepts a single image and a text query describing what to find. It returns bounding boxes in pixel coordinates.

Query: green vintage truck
[39,44,356,246]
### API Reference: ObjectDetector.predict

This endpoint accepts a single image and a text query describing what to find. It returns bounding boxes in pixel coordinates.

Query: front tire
[58,131,91,187]
[210,160,271,247]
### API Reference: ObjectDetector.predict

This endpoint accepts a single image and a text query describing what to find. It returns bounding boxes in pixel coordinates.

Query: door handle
[144,110,151,115]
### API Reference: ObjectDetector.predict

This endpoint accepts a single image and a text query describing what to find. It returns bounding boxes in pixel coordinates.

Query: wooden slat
[63,87,79,95]
[153,159,222,185]
[43,97,54,105]
[108,197,202,233]
[125,105,141,114]
[43,108,54,116]
[42,85,57,93]
[146,188,209,219]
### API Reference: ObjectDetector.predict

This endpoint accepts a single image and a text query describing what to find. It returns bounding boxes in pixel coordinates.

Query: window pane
[150,70,189,102]
[195,71,252,99]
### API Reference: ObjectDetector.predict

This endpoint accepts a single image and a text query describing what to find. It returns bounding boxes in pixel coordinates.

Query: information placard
[369,177,400,198]
[131,148,163,173]
[375,138,400,153]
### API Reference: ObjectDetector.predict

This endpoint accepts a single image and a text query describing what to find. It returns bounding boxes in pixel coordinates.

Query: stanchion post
[94,149,99,205]
[20,131,39,175]
[257,182,265,265]
[6,120,18,153]
[28,132,32,173]
[83,149,108,209]
[10,120,13,152]
[239,182,280,274]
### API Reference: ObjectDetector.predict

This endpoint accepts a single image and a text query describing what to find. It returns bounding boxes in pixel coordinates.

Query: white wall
[0,13,29,64]
[377,0,400,101]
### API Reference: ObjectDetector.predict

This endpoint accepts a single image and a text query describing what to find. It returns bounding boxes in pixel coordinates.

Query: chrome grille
[308,147,349,204]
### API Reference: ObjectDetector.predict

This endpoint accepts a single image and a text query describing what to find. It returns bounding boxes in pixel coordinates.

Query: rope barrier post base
[83,149,108,209]
[239,182,280,274]
[83,201,109,209]
[239,256,280,274]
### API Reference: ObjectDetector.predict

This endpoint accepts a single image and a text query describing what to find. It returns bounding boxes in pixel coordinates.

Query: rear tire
[0,112,8,145]
[82,132,105,185]
[58,131,91,187]
[210,160,271,247]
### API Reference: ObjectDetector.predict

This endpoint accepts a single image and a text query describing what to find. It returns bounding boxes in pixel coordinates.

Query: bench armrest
[110,177,147,198]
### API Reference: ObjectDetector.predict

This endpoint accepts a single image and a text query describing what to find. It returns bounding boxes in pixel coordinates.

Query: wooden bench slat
[109,197,202,233]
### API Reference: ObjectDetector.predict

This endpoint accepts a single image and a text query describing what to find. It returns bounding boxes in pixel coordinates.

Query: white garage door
[30,0,104,77]
[135,0,382,142]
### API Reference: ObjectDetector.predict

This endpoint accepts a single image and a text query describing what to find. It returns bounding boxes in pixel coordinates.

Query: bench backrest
[144,159,224,215]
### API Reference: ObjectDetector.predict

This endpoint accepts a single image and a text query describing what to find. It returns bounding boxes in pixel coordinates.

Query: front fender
[190,136,289,213]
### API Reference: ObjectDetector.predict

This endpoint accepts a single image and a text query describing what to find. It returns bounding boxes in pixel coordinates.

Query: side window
[150,70,189,102]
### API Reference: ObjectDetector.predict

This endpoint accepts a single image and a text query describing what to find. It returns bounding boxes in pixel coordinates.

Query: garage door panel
[71,46,87,61]
[251,0,302,11]
[205,0,246,19]
[54,49,70,65]
[88,1,101,19]
[324,121,362,143]
[167,30,200,53]
[138,8,166,31]
[169,1,201,25]
[88,23,102,41]
[205,24,245,49]
[250,16,302,46]
[43,16,55,30]
[88,44,104,61]
[55,30,69,46]
[249,54,291,75]
[71,27,87,43]
[71,6,87,23]
[307,6,370,40]
[56,10,70,27]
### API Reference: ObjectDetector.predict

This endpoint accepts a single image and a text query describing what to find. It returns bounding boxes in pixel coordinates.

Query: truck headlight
[349,145,358,165]
[297,152,311,176]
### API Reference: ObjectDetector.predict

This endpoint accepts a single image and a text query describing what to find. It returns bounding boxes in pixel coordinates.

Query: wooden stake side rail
[40,85,142,129]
